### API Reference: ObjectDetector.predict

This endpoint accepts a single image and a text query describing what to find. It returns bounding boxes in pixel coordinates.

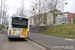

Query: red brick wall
[73,20,75,24]
[68,13,71,24]
[68,13,75,24]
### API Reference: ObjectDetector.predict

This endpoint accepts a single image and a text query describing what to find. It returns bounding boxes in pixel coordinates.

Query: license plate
[20,35,24,38]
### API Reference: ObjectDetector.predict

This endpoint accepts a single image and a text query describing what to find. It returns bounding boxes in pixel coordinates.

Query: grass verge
[41,24,75,38]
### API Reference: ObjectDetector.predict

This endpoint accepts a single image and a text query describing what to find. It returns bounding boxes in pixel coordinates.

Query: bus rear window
[12,17,28,28]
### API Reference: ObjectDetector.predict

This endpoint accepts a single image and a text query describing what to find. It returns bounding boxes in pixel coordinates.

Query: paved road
[29,32,75,50]
[0,32,46,50]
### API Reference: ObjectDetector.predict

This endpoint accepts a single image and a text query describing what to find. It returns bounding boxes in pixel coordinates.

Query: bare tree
[12,13,18,17]
[28,8,39,26]
[2,0,8,26]
[15,0,27,17]
[30,0,47,26]
[16,8,27,17]
[46,0,64,25]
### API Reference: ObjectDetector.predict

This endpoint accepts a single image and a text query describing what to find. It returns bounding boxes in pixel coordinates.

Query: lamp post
[33,8,35,26]
[63,0,68,12]
[0,6,1,24]
[61,0,68,24]
[38,0,40,26]
[64,1,68,24]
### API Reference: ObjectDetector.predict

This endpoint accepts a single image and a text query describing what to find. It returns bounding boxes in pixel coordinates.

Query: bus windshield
[12,17,28,28]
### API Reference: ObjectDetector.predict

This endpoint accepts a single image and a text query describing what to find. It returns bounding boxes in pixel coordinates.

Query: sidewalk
[0,28,7,46]
[29,32,75,50]
[0,34,5,46]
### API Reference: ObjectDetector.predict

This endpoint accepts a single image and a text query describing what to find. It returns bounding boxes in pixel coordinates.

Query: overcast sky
[64,0,75,13]
[6,0,32,16]
[0,0,75,16]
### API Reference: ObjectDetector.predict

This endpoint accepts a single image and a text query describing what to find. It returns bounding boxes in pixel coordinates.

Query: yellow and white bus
[8,17,30,39]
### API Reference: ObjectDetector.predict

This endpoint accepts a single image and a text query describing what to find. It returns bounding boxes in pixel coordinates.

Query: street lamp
[39,0,40,26]
[33,8,35,26]
[65,2,68,4]
[62,0,68,24]
[63,0,68,12]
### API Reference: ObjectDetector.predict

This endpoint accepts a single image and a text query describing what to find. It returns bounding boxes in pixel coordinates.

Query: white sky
[6,0,32,16]
[64,0,75,13]
[0,0,75,16]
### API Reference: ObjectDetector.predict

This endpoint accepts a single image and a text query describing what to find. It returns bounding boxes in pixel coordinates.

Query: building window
[51,13,53,16]
[64,13,67,16]
[71,21,73,24]
[57,15,61,16]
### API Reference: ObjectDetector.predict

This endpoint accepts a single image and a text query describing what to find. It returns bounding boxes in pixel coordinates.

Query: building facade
[30,10,61,26]
[68,13,75,24]
[56,12,75,25]
[56,12,68,25]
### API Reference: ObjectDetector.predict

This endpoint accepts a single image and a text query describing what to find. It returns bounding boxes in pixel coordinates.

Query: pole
[33,8,35,26]
[63,0,65,13]
[38,0,40,26]
[4,0,6,26]
[64,0,68,12]
[0,6,1,24]
[64,0,68,24]
[1,0,3,24]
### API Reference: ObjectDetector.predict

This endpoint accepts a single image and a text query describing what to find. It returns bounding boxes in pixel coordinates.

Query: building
[56,12,75,25]
[30,10,61,26]
[56,12,68,25]
[29,15,38,26]
[45,10,61,25]
[68,13,75,24]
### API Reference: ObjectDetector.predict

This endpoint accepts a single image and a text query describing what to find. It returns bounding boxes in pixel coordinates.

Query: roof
[30,9,61,18]
[56,12,69,15]
[71,13,75,15]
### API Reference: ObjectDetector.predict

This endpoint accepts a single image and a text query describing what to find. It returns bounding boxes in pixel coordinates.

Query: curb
[28,38,51,50]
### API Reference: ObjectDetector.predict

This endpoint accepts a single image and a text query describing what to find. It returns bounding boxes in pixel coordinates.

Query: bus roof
[11,16,29,19]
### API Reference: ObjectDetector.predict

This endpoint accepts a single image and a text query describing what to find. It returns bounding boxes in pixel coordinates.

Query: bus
[8,17,30,39]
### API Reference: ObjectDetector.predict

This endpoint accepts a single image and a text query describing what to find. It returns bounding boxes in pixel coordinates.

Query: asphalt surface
[29,32,75,50]
[0,30,46,50]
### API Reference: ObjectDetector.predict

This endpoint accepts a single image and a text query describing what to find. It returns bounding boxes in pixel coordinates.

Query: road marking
[27,39,46,50]
[65,38,74,41]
